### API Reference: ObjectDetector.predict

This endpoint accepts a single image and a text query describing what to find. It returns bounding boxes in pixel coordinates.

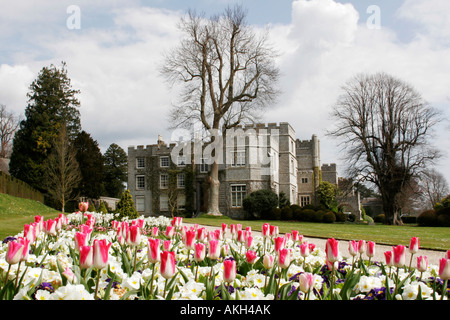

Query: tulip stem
[94,269,101,300]
[442,279,448,301]
[408,254,414,271]
[15,261,22,288]
[163,278,168,299]
[4,264,11,286]
[149,263,156,299]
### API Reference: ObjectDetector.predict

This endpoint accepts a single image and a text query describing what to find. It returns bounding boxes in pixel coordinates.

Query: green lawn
[0,193,61,240]
[184,214,450,251]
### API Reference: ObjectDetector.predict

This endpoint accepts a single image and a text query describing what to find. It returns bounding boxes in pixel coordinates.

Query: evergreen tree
[73,131,104,199]
[115,189,139,220]
[9,62,81,192]
[103,143,127,198]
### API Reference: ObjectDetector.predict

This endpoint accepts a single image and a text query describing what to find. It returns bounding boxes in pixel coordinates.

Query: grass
[184,214,450,251]
[0,193,61,240]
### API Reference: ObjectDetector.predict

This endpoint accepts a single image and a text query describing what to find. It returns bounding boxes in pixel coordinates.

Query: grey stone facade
[127,122,361,219]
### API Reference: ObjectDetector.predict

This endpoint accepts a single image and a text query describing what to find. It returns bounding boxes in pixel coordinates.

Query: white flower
[35,289,52,300]
[354,275,383,293]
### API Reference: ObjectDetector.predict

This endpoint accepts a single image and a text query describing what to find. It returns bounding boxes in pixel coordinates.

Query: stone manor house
[127,122,361,219]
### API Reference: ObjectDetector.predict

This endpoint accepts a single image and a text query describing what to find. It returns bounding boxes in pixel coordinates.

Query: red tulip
[147,238,161,264]
[245,250,258,264]
[409,237,419,254]
[367,241,376,258]
[127,225,141,246]
[417,256,428,272]
[278,248,291,269]
[393,245,406,268]
[6,240,24,265]
[384,250,393,267]
[439,258,450,280]
[208,240,220,260]
[348,240,358,257]
[262,223,270,238]
[93,239,111,269]
[79,245,94,269]
[193,243,206,262]
[184,229,196,250]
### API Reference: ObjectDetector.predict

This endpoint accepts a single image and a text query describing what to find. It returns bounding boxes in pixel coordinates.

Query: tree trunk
[207,161,222,215]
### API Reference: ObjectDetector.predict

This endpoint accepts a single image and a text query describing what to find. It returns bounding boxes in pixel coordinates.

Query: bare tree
[0,104,20,158]
[328,72,442,225]
[43,124,81,212]
[417,168,449,210]
[161,5,280,215]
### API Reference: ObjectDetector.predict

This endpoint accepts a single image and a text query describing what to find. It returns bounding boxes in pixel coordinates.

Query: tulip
[221,244,229,257]
[417,256,428,274]
[325,238,339,263]
[184,229,196,251]
[384,250,393,267]
[409,237,419,269]
[62,267,76,283]
[245,235,253,249]
[223,259,237,284]
[367,241,376,264]
[300,242,310,258]
[262,223,270,238]
[348,240,358,257]
[299,272,315,299]
[80,245,94,269]
[357,240,366,255]
[127,225,141,247]
[197,227,207,242]
[308,243,316,252]
[274,236,286,254]
[221,223,228,235]
[270,225,279,238]
[74,232,89,251]
[93,239,111,270]
[439,258,450,300]
[208,240,220,260]
[160,251,176,279]
[393,245,406,268]
[246,250,258,264]
[18,237,30,262]
[44,219,57,236]
[193,243,206,263]
[230,224,237,240]
[23,224,36,243]
[165,225,175,239]
[278,248,291,269]
[263,254,275,269]
[6,241,24,265]
[79,201,89,212]
[151,227,159,237]
[147,238,161,264]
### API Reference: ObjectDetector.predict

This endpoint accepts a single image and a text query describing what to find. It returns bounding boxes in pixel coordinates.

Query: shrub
[98,201,109,214]
[436,207,450,227]
[335,211,347,223]
[302,209,316,222]
[322,211,336,223]
[281,206,293,220]
[417,210,438,227]
[374,214,385,223]
[270,207,281,220]
[313,210,325,223]
[292,206,303,221]
[243,189,279,219]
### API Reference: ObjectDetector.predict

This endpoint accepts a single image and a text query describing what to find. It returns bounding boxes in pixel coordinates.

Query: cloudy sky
[1,0,449,185]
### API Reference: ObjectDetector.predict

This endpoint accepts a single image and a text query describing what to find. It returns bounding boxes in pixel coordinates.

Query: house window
[136,175,145,190]
[160,156,169,167]
[231,150,246,167]
[177,173,185,188]
[136,157,145,169]
[200,158,209,173]
[231,185,246,208]
[178,156,186,167]
[136,196,145,212]
[300,195,311,207]
[302,177,308,184]
[160,174,168,189]
[178,195,186,210]
[160,195,169,211]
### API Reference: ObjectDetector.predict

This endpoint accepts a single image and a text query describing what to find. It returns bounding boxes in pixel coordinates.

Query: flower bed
[0,211,449,300]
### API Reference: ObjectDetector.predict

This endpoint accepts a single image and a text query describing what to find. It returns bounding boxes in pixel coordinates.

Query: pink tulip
[245,250,258,264]
[367,241,376,258]
[171,216,183,230]
[237,230,247,243]
[308,243,316,252]
[79,245,94,269]
[184,229,196,250]
[160,251,176,279]
[79,201,89,212]
[263,254,275,269]
[439,258,450,280]
[393,245,406,268]
[262,223,270,238]
[417,256,428,273]
[223,259,237,283]
[270,225,279,238]
[17,237,30,262]
[409,237,419,254]
[384,251,393,267]
[230,224,237,239]
[163,240,171,251]
[147,238,161,264]
[208,240,220,260]
[348,240,358,257]
[357,240,366,254]
[74,232,89,251]
[165,225,174,239]
[325,238,339,263]
[151,227,159,237]
[221,223,228,237]
[291,230,299,242]
[245,235,253,249]
[6,240,24,265]
[193,243,206,262]
[299,272,315,293]
[300,242,310,257]
[274,236,286,254]
[197,227,207,242]
[24,223,36,243]
[278,248,291,269]
[127,225,141,246]
[62,267,76,283]
[93,239,111,269]
[44,219,57,236]
[447,250,450,259]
